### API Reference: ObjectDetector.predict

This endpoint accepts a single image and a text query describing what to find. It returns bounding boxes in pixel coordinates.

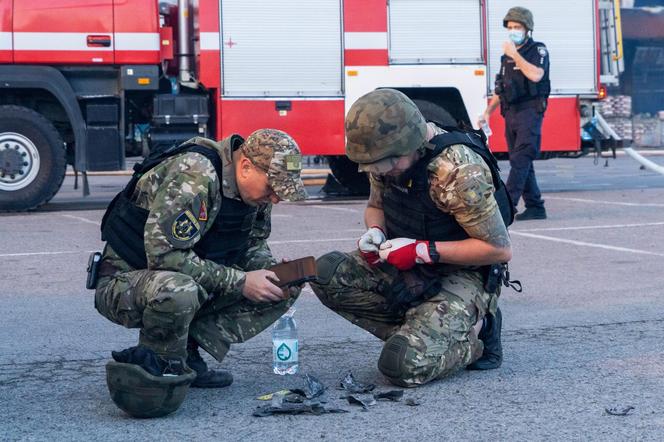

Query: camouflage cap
[345,89,427,165]
[241,129,307,202]
[503,6,534,31]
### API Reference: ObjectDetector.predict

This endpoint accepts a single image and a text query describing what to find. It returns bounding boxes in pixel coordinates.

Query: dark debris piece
[405,398,421,406]
[605,406,635,416]
[339,371,376,394]
[374,390,404,402]
[346,393,377,410]
[253,374,344,417]
[305,373,327,399]
[253,402,348,417]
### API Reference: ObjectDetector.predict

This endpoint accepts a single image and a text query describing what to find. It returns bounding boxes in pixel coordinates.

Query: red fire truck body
[0,0,622,210]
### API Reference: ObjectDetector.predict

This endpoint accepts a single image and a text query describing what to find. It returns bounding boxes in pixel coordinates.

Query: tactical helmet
[503,7,534,31]
[106,361,196,418]
[345,89,427,165]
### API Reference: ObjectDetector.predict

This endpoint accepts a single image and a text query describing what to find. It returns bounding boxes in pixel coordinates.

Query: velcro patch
[171,210,200,241]
[285,154,302,171]
[538,46,547,57]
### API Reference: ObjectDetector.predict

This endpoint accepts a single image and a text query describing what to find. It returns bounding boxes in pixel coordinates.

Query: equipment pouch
[86,252,102,290]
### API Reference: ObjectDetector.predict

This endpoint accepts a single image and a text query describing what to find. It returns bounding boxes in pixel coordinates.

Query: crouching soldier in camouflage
[92,129,306,417]
[310,89,514,387]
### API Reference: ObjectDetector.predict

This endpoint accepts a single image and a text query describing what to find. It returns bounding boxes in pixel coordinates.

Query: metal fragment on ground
[405,398,421,406]
[373,390,404,402]
[605,406,635,416]
[253,402,348,417]
[346,393,377,410]
[305,373,327,399]
[339,371,376,393]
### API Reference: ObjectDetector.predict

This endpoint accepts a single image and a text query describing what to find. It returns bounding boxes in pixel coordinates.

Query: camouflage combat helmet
[106,361,196,418]
[503,6,534,31]
[345,89,427,165]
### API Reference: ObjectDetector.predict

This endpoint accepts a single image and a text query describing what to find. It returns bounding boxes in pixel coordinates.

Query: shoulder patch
[454,164,491,207]
[537,46,547,57]
[171,210,200,242]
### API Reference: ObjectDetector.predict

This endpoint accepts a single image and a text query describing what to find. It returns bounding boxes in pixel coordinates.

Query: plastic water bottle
[478,115,493,137]
[272,308,298,375]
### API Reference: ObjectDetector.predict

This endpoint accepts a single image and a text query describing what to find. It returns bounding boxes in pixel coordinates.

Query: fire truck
[0,0,623,211]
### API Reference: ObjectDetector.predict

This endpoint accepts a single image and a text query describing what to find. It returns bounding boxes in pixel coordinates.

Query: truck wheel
[412,99,457,127]
[328,155,369,196]
[0,105,67,211]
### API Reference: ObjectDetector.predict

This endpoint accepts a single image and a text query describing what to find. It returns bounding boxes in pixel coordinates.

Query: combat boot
[467,308,502,370]
[186,343,233,389]
[515,207,547,221]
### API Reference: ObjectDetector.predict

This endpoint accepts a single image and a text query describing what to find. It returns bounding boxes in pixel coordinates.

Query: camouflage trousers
[95,270,298,361]
[310,250,496,387]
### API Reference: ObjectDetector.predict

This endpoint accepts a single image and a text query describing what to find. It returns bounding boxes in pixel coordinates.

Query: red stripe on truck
[488,97,581,153]
[345,49,388,66]
[344,0,388,32]
[219,99,346,156]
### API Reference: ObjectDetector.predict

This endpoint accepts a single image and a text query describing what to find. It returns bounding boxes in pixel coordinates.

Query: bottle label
[273,339,298,363]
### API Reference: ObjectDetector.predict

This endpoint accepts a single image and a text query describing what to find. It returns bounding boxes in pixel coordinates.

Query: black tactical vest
[497,38,551,108]
[382,129,514,242]
[100,138,257,269]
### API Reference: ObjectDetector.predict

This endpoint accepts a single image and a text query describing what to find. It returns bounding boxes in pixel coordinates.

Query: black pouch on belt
[86,252,102,290]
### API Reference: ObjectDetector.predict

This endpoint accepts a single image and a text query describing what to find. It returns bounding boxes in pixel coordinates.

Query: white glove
[358,226,386,253]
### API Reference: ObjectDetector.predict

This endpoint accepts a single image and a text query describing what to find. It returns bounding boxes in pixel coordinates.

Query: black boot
[467,308,502,370]
[186,342,233,388]
[515,207,547,221]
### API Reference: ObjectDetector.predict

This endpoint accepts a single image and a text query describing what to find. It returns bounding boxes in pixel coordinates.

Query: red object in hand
[359,249,382,266]
[379,238,432,271]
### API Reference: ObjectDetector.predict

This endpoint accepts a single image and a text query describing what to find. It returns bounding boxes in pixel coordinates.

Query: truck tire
[412,99,457,127]
[0,105,67,211]
[328,155,369,196]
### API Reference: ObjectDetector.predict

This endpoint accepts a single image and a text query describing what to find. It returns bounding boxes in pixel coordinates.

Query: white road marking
[0,250,94,258]
[546,196,664,207]
[510,231,664,257]
[60,214,101,226]
[270,237,356,245]
[515,221,664,232]
[307,205,360,213]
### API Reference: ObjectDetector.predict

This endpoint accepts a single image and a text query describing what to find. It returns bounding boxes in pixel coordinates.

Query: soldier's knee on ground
[377,334,422,388]
[309,251,348,304]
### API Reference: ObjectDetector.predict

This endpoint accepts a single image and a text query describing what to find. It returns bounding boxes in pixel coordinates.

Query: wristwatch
[428,241,440,264]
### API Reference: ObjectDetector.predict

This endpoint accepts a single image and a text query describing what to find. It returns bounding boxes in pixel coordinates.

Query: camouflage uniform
[95,130,306,363]
[311,123,507,387]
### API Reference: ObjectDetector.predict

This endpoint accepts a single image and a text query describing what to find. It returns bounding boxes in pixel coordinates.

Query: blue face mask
[508,29,526,45]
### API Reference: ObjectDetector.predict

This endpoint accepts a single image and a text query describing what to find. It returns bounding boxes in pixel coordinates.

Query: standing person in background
[480,6,550,221]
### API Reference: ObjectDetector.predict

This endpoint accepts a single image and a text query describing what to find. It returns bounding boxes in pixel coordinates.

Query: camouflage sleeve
[427,145,510,248]
[235,204,278,271]
[367,173,385,209]
[143,153,246,296]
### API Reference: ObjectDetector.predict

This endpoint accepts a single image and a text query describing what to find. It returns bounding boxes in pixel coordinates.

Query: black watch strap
[428,241,440,263]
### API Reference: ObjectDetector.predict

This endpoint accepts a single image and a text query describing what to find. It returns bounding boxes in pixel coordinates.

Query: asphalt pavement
[2,154,664,441]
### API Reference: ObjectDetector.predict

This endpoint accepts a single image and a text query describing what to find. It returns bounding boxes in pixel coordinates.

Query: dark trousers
[504,106,545,210]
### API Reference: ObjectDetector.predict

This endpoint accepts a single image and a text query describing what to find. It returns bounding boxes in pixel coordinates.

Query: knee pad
[378,334,410,380]
[314,251,347,286]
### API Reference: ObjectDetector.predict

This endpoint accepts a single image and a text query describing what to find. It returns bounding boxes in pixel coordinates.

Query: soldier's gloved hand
[378,238,433,271]
[358,225,386,266]
[242,269,286,303]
